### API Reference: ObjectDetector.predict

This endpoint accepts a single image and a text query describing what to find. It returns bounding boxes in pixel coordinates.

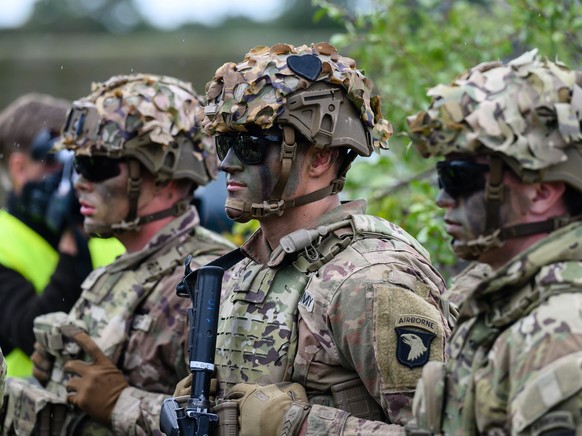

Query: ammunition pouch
[33,312,87,398]
[2,312,87,435]
[331,378,385,422]
[2,378,70,436]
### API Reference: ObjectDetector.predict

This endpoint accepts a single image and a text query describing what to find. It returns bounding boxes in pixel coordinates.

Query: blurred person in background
[3,74,234,435]
[0,347,4,408]
[192,171,233,234]
[0,94,124,379]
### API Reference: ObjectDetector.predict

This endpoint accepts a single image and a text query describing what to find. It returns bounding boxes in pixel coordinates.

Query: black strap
[500,214,582,240]
[484,156,504,233]
[205,247,245,271]
[176,248,245,298]
[126,159,142,223]
[137,201,189,225]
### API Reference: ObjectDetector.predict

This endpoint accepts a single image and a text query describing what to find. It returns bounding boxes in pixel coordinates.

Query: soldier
[0,94,124,379]
[175,42,453,435]
[406,50,582,434]
[2,74,234,434]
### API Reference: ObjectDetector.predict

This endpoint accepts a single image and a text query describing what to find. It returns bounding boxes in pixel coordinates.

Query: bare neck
[481,232,548,271]
[260,194,341,250]
[117,216,174,253]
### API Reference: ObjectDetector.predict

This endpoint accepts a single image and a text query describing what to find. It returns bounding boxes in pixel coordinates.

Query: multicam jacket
[2,207,233,436]
[215,200,453,434]
[413,221,582,435]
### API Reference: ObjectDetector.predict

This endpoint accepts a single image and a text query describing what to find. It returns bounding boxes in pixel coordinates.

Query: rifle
[160,255,224,436]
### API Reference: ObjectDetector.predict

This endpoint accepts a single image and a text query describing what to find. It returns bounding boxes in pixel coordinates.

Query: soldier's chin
[451,239,480,261]
[84,221,115,239]
[225,207,250,223]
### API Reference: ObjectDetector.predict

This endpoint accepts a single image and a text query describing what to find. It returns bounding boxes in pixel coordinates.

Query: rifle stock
[161,255,224,436]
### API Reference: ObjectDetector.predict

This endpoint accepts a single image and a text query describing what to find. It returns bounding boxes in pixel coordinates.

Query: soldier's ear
[529,181,566,215]
[308,148,337,178]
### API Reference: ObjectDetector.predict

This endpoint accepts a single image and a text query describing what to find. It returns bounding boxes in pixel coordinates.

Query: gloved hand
[173,373,192,397]
[226,382,311,436]
[31,341,54,386]
[62,330,128,425]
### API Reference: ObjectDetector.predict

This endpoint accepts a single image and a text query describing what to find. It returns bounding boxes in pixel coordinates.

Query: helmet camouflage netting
[60,73,217,185]
[407,49,582,171]
[201,42,392,156]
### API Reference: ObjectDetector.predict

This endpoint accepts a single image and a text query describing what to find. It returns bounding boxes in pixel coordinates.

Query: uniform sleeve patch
[395,326,435,368]
[374,284,445,391]
[531,411,575,436]
[298,291,315,312]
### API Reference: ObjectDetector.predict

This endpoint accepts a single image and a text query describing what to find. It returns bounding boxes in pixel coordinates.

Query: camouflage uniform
[407,51,582,434]
[216,200,452,433]
[2,75,234,435]
[416,222,582,434]
[82,207,232,434]
[200,42,453,435]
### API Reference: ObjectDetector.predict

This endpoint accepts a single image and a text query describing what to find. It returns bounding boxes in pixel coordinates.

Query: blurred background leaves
[313,0,582,280]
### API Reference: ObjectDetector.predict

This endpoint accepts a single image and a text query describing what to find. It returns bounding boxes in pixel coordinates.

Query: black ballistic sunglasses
[436,160,490,199]
[74,156,122,183]
[215,134,282,165]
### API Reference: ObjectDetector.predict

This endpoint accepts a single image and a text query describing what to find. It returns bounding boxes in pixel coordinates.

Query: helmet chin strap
[225,126,355,222]
[87,158,189,237]
[453,156,582,260]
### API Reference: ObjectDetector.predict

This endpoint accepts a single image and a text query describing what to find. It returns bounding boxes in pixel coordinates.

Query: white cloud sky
[0,0,36,28]
[0,0,286,29]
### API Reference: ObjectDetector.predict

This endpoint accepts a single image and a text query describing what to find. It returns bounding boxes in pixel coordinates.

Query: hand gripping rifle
[160,249,244,436]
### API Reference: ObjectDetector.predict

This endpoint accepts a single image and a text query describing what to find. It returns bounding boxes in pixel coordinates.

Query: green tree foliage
[313,0,582,279]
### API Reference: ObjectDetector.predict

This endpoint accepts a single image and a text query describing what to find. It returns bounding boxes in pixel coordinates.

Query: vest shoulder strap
[293,214,429,273]
[350,214,430,260]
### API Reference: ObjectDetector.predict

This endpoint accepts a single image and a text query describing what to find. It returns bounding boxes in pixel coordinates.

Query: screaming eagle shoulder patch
[374,283,444,390]
[395,315,436,368]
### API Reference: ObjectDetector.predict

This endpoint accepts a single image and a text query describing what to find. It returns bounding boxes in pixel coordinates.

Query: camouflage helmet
[61,73,217,186]
[407,49,582,190]
[407,49,582,259]
[202,42,392,155]
[201,42,392,221]
[60,74,216,236]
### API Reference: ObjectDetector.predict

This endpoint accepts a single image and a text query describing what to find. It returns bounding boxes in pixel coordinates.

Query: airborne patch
[395,314,437,368]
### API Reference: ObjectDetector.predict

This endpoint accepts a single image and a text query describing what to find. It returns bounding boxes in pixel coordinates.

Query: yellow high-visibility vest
[0,210,124,377]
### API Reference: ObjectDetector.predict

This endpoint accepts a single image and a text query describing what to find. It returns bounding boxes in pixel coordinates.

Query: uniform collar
[241,200,367,267]
[455,221,582,323]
